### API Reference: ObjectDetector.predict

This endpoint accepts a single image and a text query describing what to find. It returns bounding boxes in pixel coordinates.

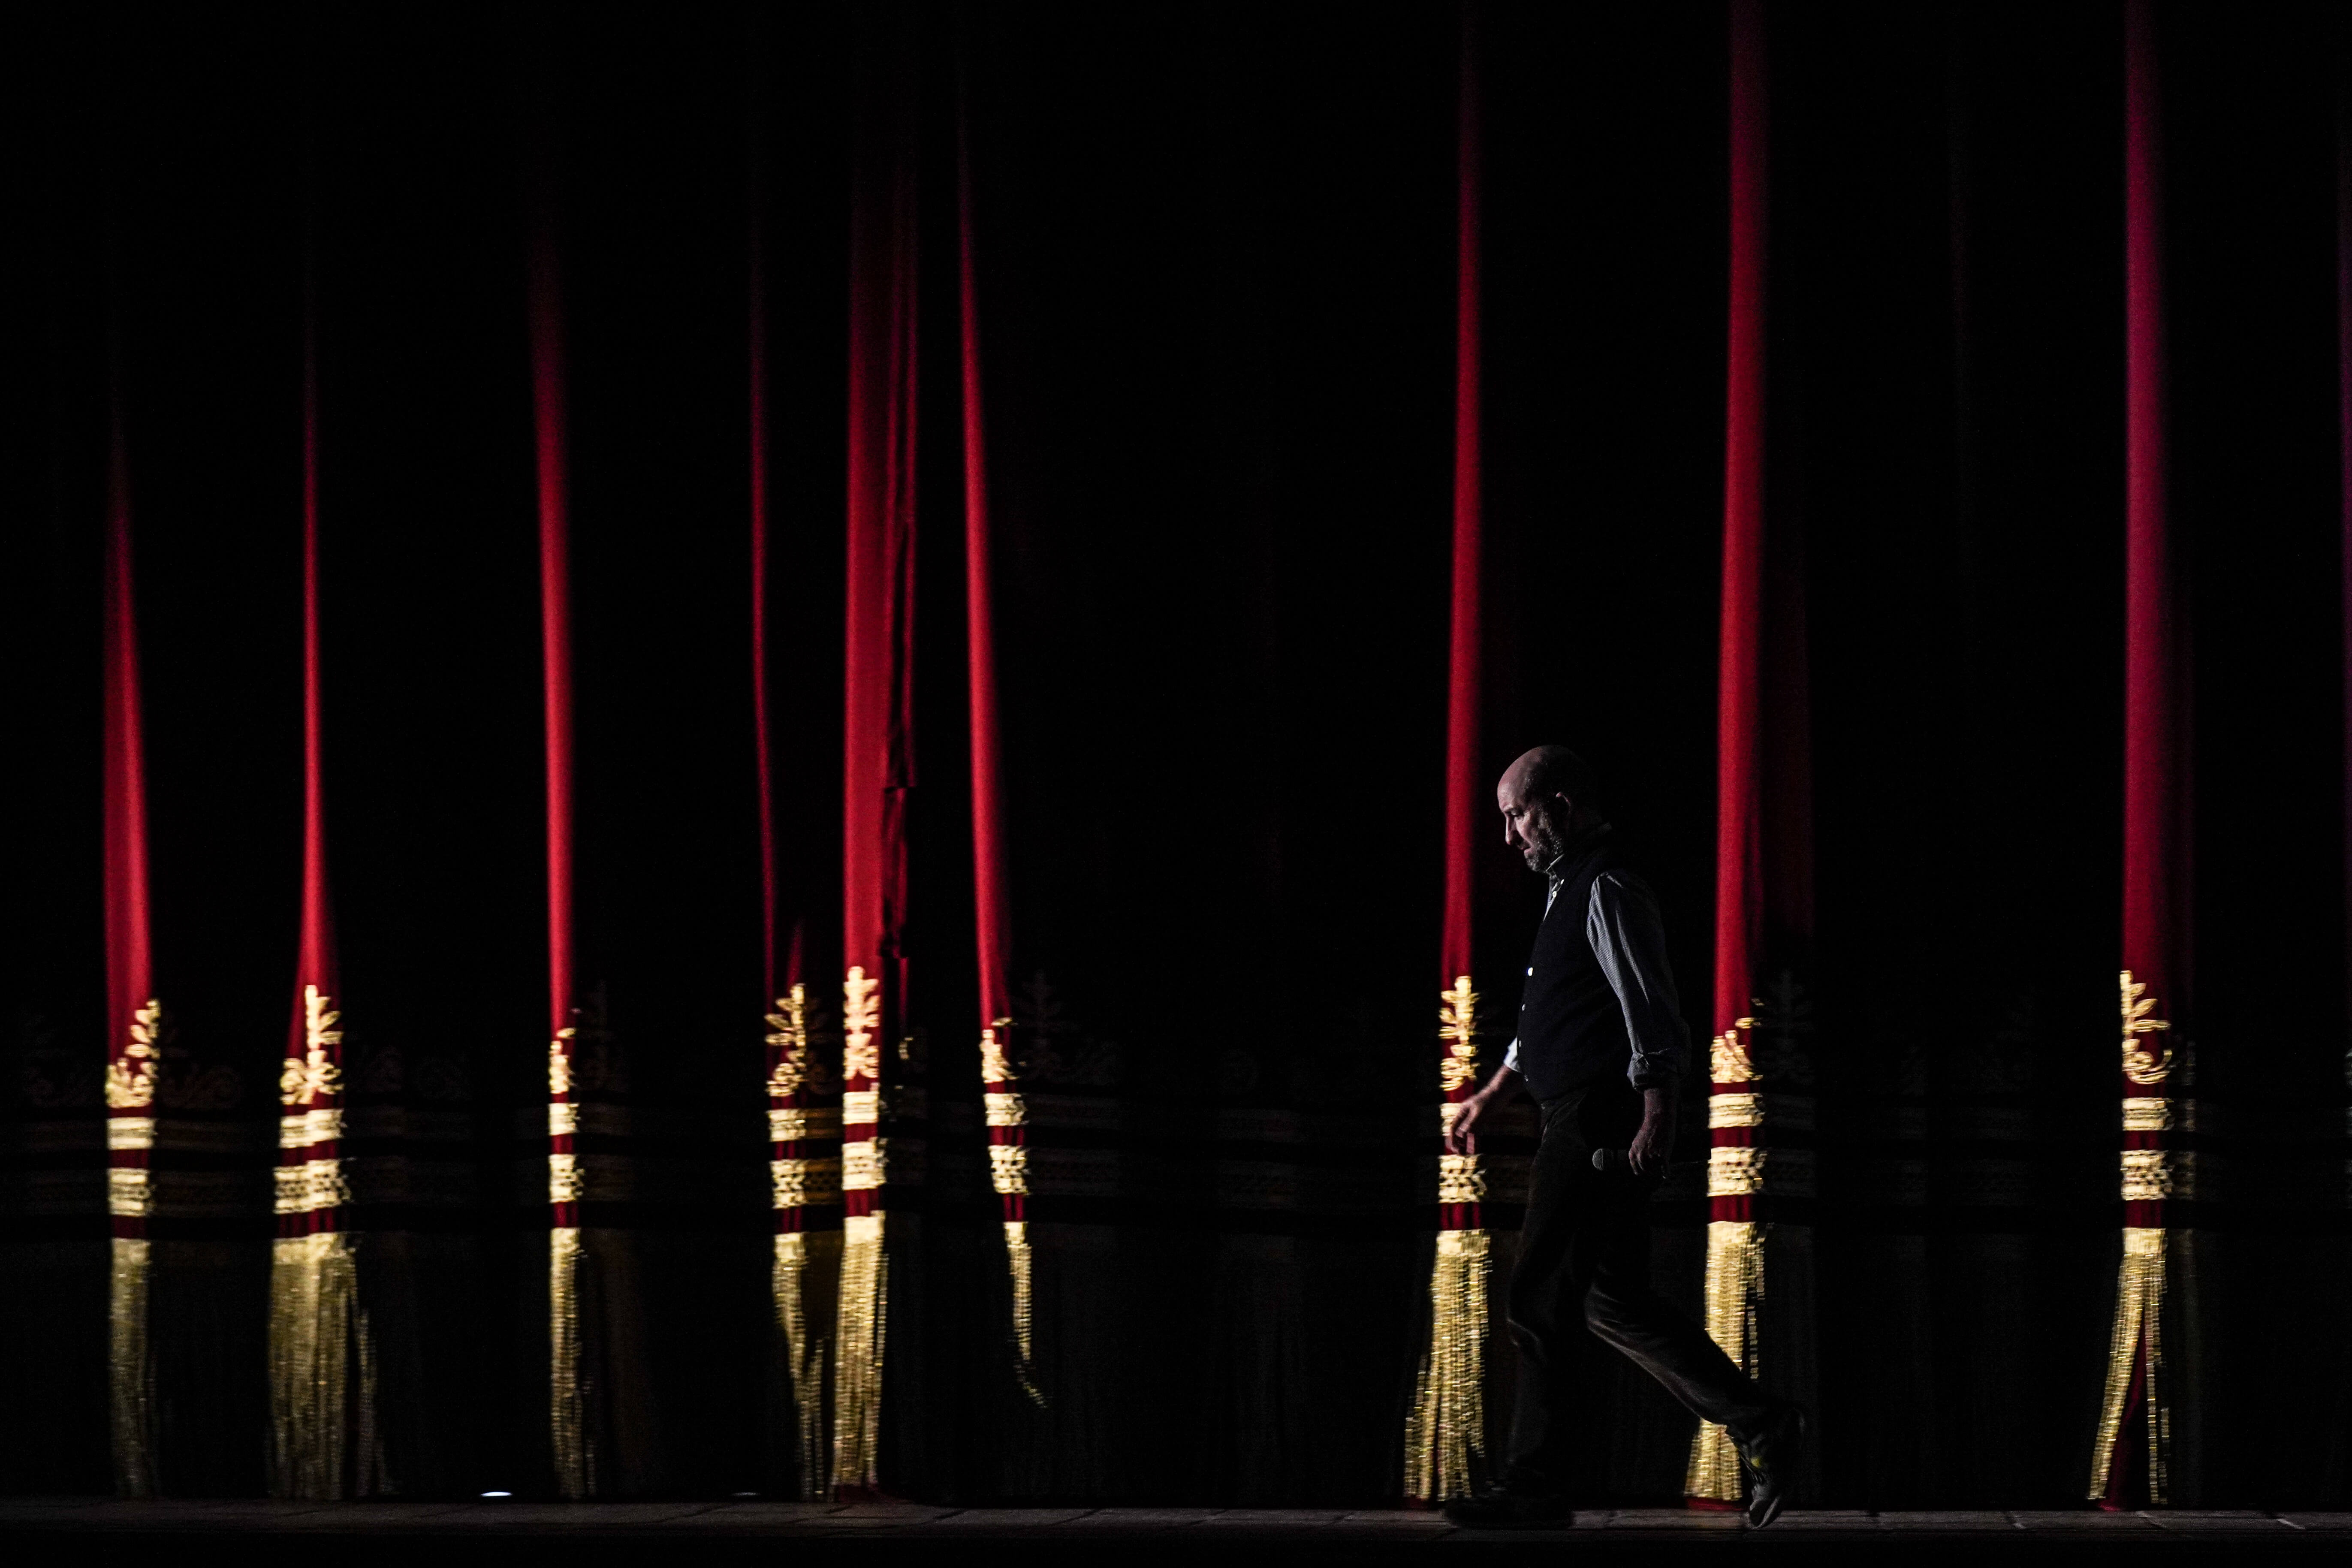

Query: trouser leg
[1500,1099,1607,1488]
[1583,1188,1774,1436]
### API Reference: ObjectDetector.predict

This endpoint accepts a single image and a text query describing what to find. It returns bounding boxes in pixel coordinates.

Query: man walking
[1444,745,1804,1529]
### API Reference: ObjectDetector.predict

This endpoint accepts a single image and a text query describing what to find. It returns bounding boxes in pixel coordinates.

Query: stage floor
[6,1500,2352,1562]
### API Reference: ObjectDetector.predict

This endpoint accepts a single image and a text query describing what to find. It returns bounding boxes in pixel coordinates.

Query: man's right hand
[1445,1065,1520,1154]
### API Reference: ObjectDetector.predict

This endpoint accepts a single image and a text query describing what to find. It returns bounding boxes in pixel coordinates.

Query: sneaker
[1735,1401,1807,1528]
[1441,1484,1575,1530]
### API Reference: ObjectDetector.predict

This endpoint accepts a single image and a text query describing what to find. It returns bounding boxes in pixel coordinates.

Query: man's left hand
[1629,1086,1678,1176]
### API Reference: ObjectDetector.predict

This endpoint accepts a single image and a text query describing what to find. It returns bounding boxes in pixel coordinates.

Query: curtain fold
[754,77,843,1499]
[530,144,591,1502]
[1403,1,1493,1507]
[2091,0,2194,1509]
[835,8,925,1496]
[266,267,377,1499]
[1689,0,1820,1508]
[957,78,1040,1411]
[101,404,160,1500]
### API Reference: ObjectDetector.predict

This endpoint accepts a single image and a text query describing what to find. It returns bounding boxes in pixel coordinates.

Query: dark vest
[1513,834,1637,1103]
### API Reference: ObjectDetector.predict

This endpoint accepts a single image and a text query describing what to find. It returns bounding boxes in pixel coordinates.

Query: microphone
[1592,1148,1633,1175]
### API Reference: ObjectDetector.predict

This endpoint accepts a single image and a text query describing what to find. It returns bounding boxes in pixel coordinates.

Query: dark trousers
[1504,1082,1774,1489]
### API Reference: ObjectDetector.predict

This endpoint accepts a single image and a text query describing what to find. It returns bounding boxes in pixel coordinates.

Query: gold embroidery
[548,1152,582,1205]
[274,1158,353,1215]
[108,1118,156,1152]
[2121,1149,2173,1202]
[840,1090,881,1126]
[2122,1098,2173,1132]
[979,1018,1015,1086]
[1437,977,1479,1093]
[983,1093,1027,1128]
[1710,1016,1757,1084]
[106,1000,165,1109]
[548,1027,576,1097]
[548,1103,577,1137]
[279,1108,343,1149]
[279,986,344,1107]
[772,1156,843,1208]
[843,968,881,1083]
[1436,1152,1485,1204]
[2088,1225,2169,1503]
[1708,1146,1767,1197]
[108,1167,154,1218]
[766,986,808,1099]
[841,1140,886,1191]
[2120,971,2173,1086]
[988,1142,1030,1197]
[1686,1219,1764,1501]
[1708,1092,1763,1129]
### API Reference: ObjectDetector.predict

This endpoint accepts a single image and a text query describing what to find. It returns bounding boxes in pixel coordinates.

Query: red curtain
[101,413,153,1236]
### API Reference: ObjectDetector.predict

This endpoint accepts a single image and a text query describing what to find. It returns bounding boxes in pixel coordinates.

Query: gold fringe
[1402,1227,1490,1502]
[832,1212,888,1492]
[1005,1219,1043,1406]
[551,1225,590,1499]
[2089,1225,2168,1503]
[267,1231,380,1498]
[774,1230,841,1499]
[108,1236,156,1498]
[1686,1218,1764,1502]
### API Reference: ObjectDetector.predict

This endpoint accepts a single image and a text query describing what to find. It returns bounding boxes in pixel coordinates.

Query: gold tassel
[108,1235,156,1498]
[267,1230,376,1498]
[550,1225,589,1499]
[1686,1218,1765,1502]
[2089,1225,2168,1503]
[1005,1219,1041,1405]
[832,1212,887,1492]
[1402,1226,1490,1502]
[774,1230,841,1499]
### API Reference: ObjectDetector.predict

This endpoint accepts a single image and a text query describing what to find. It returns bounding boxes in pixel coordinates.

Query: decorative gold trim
[1710,1016,1757,1085]
[1708,1092,1763,1129]
[841,1090,882,1125]
[108,1168,153,1219]
[280,987,344,1107]
[1686,1218,1764,1502]
[2120,1149,2174,1203]
[280,1108,344,1149]
[988,1143,1030,1197]
[843,968,881,1084]
[268,1230,380,1499]
[767,986,811,1099]
[106,1000,165,1109]
[1707,1146,1767,1198]
[842,1141,887,1192]
[1437,977,1479,1093]
[983,1093,1027,1128]
[551,1225,590,1498]
[2122,1098,2174,1132]
[549,1153,582,1206]
[108,1118,156,1152]
[1005,1219,1043,1405]
[549,1027,576,1097]
[548,1103,578,1138]
[109,1236,156,1497]
[2088,1225,2168,1503]
[274,1158,354,1215]
[2120,971,2173,1086]
[979,1017,1014,1086]
[1402,1226,1491,1502]
[772,1157,843,1209]
[1435,1152,1485,1205]
[832,1212,888,1492]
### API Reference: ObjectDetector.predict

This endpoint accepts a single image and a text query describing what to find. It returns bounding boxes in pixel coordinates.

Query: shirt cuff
[1502,1038,1520,1076]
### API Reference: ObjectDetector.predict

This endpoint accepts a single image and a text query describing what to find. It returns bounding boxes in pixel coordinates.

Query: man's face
[1497,779,1571,874]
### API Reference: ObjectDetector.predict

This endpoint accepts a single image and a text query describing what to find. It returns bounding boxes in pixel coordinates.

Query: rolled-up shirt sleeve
[1586,872,1689,1089]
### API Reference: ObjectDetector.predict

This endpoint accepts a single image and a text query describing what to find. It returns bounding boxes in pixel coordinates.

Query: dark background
[2,0,2347,1507]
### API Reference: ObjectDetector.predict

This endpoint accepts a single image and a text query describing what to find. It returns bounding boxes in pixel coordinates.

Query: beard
[1521,809,1570,875]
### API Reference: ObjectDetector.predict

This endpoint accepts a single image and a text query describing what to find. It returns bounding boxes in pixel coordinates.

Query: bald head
[1496,746,1600,875]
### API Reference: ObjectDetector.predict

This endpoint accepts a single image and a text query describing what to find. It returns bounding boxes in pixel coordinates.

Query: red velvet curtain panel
[1691,0,1818,1507]
[2091,0,2189,1511]
[835,18,922,1493]
[1403,3,1492,1507]
[529,131,590,1499]
[101,401,160,1499]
